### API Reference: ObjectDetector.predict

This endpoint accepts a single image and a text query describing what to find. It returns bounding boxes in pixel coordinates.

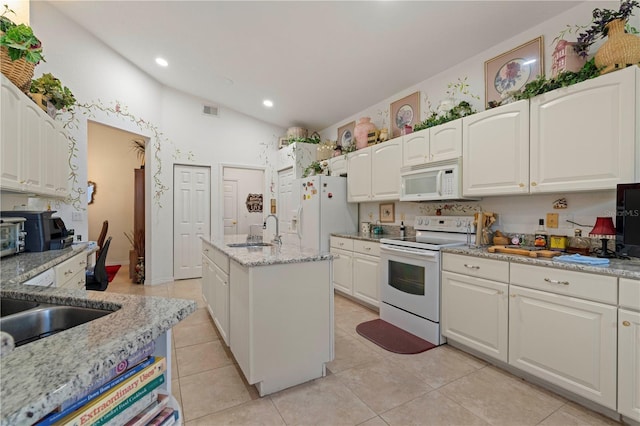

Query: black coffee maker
[0,211,73,251]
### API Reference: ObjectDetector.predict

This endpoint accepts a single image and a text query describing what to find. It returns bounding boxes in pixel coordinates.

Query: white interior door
[174,164,211,280]
[277,167,295,244]
[223,179,238,235]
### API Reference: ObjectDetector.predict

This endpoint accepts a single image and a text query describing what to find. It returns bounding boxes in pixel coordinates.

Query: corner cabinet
[347,139,401,202]
[530,66,638,192]
[1,75,70,198]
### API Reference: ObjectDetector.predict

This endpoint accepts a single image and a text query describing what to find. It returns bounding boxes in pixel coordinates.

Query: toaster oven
[0,217,26,258]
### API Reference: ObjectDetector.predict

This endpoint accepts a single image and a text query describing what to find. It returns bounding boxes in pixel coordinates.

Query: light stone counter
[442,246,640,280]
[202,234,333,267]
[0,253,197,425]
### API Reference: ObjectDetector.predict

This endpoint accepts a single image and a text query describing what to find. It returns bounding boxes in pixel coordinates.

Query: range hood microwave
[400,158,479,202]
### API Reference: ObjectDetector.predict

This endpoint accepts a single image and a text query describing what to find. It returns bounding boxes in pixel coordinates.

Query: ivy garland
[63,99,193,210]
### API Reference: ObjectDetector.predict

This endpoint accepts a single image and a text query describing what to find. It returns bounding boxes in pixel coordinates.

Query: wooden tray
[487,245,561,258]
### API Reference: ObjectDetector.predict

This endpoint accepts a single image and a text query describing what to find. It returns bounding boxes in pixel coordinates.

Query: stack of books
[35,342,179,426]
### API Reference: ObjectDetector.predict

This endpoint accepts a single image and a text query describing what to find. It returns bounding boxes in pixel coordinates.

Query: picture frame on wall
[390,91,420,138]
[379,203,395,223]
[484,36,544,108]
[278,136,289,149]
[337,121,355,149]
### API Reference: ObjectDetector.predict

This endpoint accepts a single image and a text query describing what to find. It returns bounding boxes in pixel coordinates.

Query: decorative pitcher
[354,117,376,149]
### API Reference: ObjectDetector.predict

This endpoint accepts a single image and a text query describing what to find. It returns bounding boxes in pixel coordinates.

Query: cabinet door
[618,308,640,422]
[1,78,22,191]
[441,271,508,362]
[54,127,70,197]
[202,255,216,317]
[213,264,230,346]
[329,155,347,176]
[371,140,401,200]
[353,253,379,307]
[21,100,44,194]
[41,118,58,196]
[509,285,617,409]
[462,100,529,196]
[530,66,637,192]
[429,120,462,163]
[331,247,353,295]
[402,130,429,167]
[347,148,371,202]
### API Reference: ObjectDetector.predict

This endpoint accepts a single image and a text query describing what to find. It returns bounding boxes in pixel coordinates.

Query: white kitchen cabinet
[328,155,347,176]
[277,142,317,177]
[330,236,379,308]
[331,247,353,295]
[530,65,638,192]
[402,120,462,167]
[462,100,530,196]
[441,254,509,362]
[229,258,333,396]
[54,252,88,289]
[347,147,372,202]
[347,139,401,202]
[202,241,230,346]
[618,278,640,422]
[353,253,379,307]
[0,75,70,198]
[509,263,618,409]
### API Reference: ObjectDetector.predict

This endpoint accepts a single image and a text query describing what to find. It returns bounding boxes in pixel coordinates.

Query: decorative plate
[494,58,531,94]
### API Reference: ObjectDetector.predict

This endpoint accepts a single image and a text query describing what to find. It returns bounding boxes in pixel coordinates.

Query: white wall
[323,1,638,234]
[31,2,284,284]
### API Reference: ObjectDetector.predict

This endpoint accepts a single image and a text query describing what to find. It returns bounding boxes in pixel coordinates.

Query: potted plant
[29,73,76,116]
[414,77,479,131]
[0,4,44,92]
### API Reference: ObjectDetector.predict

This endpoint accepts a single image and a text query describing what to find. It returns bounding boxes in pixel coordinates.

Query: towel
[553,254,610,265]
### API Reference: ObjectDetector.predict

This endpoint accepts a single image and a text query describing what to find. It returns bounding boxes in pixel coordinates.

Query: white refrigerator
[294,175,358,252]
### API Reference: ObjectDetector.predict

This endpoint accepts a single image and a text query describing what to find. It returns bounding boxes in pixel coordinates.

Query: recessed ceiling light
[263,99,274,108]
[155,57,168,67]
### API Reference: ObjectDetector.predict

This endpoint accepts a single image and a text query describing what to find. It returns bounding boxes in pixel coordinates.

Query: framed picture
[484,36,544,108]
[337,121,355,149]
[379,203,395,223]
[278,136,289,149]
[390,91,420,138]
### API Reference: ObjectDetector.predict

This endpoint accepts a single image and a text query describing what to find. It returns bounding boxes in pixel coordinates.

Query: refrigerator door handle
[296,206,303,239]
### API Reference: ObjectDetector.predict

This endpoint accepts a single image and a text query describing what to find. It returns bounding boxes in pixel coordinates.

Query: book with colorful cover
[36,356,157,426]
[148,408,175,426]
[93,378,163,426]
[52,356,166,426]
[58,342,156,411]
[125,393,170,426]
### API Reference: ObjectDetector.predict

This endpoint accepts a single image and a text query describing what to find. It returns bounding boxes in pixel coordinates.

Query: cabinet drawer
[442,253,509,283]
[620,278,640,311]
[202,241,215,262]
[59,270,86,289]
[510,263,617,304]
[55,253,88,285]
[330,236,353,251]
[213,247,229,274]
[353,240,380,257]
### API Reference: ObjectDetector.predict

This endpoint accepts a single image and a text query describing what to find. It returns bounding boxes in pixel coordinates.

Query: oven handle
[380,244,439,259]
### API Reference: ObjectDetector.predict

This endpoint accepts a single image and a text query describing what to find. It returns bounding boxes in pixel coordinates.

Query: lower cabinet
[54,252,88,289]
[618,278,640,422]
[330,237,379,307]
[202,241,230,346]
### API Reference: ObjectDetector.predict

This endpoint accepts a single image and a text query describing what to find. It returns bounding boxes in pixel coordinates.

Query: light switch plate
[546,213,559,228]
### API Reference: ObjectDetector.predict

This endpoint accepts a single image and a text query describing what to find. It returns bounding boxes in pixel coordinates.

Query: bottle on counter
[400,221,406,238]
[534,219,548,248]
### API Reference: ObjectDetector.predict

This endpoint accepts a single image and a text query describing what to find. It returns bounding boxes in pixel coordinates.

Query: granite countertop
[0,255,197,424]
[1,242,96,285]
[202,235,333,267]
[443,246,640,280]
[330,232,398,243]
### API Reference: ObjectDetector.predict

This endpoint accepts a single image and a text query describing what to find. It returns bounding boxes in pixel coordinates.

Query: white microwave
[400,158,477,202]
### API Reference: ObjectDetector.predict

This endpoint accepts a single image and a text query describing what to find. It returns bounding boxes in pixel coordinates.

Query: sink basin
[0,304,114,347]
[1,298,39,317]
[227,242,272,248]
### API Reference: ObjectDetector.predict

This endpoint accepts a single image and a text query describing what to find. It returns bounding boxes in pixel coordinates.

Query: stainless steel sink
[1,298,39,317]
[0,304,114,347]
[227,242,272,248]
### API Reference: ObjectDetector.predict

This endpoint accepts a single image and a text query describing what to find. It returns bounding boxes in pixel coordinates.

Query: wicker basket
[595,19,640,75]
[0,45,35,92]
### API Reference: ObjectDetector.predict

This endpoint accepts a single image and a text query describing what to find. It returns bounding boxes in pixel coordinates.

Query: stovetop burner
[380,216,475,250]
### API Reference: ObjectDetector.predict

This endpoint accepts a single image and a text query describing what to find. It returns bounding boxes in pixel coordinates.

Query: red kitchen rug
[356,319,436,354]
[105,265,121,282]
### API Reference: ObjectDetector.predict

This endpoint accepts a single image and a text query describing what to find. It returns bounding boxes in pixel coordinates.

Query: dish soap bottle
[534,219,548,248]
[400,221,406,238]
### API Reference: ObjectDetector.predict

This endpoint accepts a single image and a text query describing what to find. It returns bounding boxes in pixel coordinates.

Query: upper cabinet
[347,138,401,202]
[402,120,462,167]
[328,154,347,176]
[462,100,530,197]
[1,75,70,199]
[276,142,317,177]
[530,65,638,193]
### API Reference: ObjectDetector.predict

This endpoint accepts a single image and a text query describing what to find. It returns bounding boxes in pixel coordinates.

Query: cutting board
[487,245,561,258]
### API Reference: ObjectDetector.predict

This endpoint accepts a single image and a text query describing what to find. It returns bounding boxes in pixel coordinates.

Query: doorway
[223,179,238,235]
[221,166,265,236]
[173,164,211,280]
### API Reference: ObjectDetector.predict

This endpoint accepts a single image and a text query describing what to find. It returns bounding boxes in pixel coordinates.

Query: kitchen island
[0,251,197,425]
[201,235,334,396]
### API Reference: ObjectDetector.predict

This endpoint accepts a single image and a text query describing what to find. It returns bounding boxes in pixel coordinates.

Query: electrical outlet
[546,213,559,228]
[72,212,83,221]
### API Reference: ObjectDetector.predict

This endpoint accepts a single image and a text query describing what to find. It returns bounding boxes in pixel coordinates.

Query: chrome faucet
[263,214,282,245]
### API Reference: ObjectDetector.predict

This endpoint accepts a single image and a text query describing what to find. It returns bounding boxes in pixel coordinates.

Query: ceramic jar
[595,19,640,75]
[354,117,376,149]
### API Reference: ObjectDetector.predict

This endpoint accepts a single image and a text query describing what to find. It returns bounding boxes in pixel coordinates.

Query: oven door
[379,244,440,322]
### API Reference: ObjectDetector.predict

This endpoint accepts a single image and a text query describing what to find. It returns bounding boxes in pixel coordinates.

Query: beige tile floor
[107,268,621,426]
